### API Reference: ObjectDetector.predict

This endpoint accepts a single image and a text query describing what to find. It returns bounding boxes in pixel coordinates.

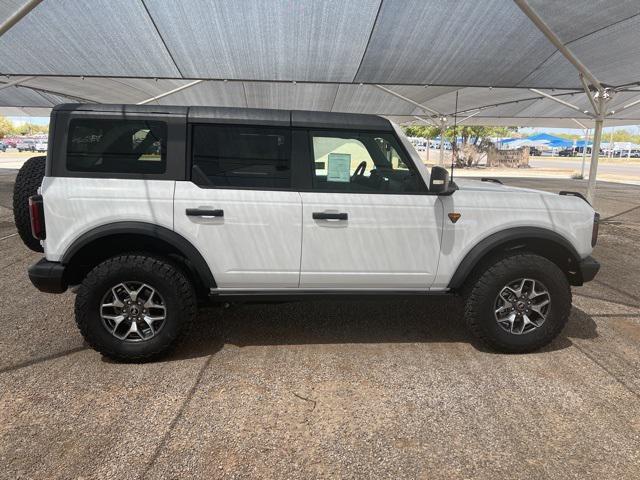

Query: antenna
[451,90,459,182]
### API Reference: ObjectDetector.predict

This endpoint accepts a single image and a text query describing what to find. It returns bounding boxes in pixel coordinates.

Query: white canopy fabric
[1,0,640,126]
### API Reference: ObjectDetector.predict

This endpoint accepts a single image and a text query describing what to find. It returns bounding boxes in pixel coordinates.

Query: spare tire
[13,156,46,252]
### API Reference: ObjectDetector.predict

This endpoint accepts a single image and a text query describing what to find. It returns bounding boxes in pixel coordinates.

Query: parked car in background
[16,139,36,152]
[35,141,48,153]
[529,147,541,156]
[558,148,575,157]
[3,137,18,148]
[0,141,7,152]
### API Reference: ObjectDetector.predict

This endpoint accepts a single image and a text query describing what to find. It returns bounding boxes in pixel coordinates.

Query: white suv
[15,104,600,361]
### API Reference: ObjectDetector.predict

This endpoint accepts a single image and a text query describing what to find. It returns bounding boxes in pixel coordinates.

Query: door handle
[186,208,224,217]
[312,212,348,220]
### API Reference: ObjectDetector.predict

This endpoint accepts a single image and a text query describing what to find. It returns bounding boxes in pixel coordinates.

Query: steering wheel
[351,161,367,180]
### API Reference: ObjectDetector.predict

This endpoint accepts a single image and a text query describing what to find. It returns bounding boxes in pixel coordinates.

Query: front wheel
[464,253,572,353]
[75,255,197,362]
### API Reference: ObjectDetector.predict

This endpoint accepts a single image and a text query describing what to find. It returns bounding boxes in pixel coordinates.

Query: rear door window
[67,118,166,174]
[191,125,291,189]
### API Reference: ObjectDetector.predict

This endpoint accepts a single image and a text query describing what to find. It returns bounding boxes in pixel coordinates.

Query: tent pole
[0,0,42,38]
[586,96,605,204]
[137,80,204,105]
[581,129,587,178]
[514,0,602,91]
[374,85,443,117]
[608,128,614,158]
[0,76,36,92]
[529,88,590,115]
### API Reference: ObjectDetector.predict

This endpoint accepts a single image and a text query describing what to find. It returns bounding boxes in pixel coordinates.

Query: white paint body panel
[173,182,302,288]
[40,173,596,292]
[41,177,175,262]
[432,180,596,288]
[299,192,444,288]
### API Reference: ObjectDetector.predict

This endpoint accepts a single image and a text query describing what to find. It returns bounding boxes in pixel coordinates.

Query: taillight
[591,212,600,247]
[28,194,46,240]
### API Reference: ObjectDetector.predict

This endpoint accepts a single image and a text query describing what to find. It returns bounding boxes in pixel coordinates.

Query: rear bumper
[577,256,600,284]
[28,258,67,293]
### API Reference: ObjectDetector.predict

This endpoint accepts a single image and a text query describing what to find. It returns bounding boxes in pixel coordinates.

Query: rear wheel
[464,253,571,353]
[75,255,196,362]
[12,155,46,252]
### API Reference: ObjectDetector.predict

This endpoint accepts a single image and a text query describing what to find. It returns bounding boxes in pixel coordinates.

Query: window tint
[67,119,166,174]
[191,125,291,189]
[311,132,425,193]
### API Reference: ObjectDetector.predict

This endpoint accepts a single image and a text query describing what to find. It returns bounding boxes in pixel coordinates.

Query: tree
[403,124,441,139]
[0,116,16,139]
[445,125,518,167]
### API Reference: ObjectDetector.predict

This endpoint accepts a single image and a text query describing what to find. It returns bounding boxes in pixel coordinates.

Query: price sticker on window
[327,153,351,183]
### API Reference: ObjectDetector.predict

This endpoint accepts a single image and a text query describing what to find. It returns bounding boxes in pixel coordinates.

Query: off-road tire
[12,155,46,252]
[75,254,197,362]
[464,253,572,353]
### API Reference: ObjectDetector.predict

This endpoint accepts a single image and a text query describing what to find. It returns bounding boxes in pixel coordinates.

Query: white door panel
[300,193,443,288]
[174,182,302,288]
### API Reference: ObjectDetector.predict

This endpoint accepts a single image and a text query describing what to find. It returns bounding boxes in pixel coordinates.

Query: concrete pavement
[0,173,639,479]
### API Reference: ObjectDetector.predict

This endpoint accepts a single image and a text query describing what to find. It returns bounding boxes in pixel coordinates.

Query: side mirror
[429,166,452,194]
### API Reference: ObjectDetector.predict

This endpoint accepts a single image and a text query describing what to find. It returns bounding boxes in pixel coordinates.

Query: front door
[299,130,443,289]
[174,123,302,289]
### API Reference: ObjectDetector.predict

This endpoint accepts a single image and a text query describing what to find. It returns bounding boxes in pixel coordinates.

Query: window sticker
[327,153,351,183]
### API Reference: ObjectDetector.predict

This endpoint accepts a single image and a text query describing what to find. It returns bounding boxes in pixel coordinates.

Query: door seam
[297,191,303,288]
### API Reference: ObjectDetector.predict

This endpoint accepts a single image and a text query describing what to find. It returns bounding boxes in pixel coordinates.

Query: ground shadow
[167,297,601,362]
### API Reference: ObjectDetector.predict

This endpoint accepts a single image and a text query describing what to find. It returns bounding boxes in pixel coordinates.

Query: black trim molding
[61,222,216,288]
[447,227,581,289]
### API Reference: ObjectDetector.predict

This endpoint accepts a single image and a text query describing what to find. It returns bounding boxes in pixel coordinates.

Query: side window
[310,131,426,193]
[67,119,166,174]
[191,125,291,189]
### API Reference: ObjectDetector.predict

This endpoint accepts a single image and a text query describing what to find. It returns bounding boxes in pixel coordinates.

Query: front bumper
[569,255,600,286]
[28,258,67,293]
[578,256,600,283]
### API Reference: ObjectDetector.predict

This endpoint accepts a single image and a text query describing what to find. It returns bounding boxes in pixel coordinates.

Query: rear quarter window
[66,119,167,174]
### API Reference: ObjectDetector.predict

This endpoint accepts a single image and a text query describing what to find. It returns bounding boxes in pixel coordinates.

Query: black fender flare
[447,227,580,289]
[61,221,216,288]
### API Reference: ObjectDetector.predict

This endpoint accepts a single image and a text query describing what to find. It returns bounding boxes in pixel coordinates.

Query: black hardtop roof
[53,104,393,131]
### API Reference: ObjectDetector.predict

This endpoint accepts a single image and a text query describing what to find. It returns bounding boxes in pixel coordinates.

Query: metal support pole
[0,0,42,38]
[608,128,614,158]
[529,88,590,115]
[586,97,606,204]
[375,84,444,117]
[515,0,603,91]
[137,80,204,105]
[439,125,445,166]
[581,129,587,178]
[0,76,36,91]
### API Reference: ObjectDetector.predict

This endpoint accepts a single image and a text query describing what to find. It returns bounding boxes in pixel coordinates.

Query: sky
[9,116,50,126]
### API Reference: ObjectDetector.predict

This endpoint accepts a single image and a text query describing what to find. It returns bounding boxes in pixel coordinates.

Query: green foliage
[403,124,440,139]
[0,115,48,139]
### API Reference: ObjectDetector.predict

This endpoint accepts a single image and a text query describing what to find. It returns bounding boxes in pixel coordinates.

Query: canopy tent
[502,133,573,148]
[1,0,640,201]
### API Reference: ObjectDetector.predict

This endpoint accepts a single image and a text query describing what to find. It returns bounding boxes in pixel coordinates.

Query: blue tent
[500,133,572,148]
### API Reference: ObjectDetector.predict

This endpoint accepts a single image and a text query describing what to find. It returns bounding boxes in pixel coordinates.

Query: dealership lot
[0,171,638,479]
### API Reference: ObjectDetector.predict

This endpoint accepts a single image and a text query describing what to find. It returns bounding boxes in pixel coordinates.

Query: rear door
[174,123,302,289]
[299,130,443,289]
